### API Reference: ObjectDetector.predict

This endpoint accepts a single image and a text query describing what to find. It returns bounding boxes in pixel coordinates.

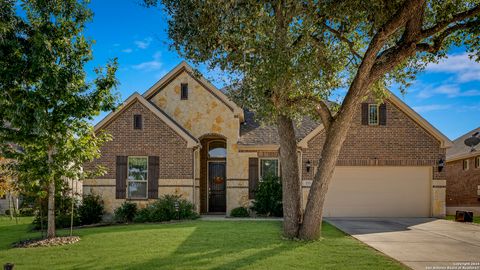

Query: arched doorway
[200,136,227,213]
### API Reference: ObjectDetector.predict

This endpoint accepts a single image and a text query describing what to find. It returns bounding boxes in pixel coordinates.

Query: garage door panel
[323,167,431,217]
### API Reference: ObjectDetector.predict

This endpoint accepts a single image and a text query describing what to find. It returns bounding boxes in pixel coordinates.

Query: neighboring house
[446,127,480,215]
[84,62,452,218]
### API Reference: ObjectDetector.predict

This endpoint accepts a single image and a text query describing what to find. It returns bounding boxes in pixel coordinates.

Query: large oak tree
[146,0,479,240]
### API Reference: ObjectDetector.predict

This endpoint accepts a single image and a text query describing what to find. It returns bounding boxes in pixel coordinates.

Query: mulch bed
[13,236,80,248]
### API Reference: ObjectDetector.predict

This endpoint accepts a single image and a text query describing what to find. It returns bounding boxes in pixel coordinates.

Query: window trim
[258,158,280,180]
[127,156,148,199]
[368,104,379,126]
[463,159,469,171]
[133,114,142,130]
[181,83,188,100]
[475,156,480,169]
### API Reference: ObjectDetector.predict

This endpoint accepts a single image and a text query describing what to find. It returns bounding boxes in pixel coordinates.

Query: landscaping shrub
[33,195,80,229]
[19,207,35,216]
[251,175,283,217]
[133,195,198,223]
[230,207,250,217]
[78,194,104,225]
[114,202,137,223]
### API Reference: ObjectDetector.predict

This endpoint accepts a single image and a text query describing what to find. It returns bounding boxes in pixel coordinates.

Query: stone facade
[85,62,450,218]
[446,156,480,215]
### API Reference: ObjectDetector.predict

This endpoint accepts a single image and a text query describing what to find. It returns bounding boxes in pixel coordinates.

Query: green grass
[0,216,406,270]
[446,215,480,224]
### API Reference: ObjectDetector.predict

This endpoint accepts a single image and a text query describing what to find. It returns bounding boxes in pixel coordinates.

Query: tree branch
[321,22,362,60]
[421,5,480,39]
[315,101,333,131]
[417,19,480,53]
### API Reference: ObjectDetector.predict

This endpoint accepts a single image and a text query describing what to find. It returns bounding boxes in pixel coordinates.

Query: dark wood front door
[208,162,226,213]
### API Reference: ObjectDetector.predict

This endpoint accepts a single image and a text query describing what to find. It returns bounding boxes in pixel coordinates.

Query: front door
[208,162,226,213]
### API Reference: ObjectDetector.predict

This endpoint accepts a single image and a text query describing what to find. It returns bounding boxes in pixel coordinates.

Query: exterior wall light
[438,158,445,172]
[306,160,311,173]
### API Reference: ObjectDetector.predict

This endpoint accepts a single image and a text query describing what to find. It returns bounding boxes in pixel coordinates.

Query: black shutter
[148,156,159,199]
[379,103,387,125]
[248,158,259,199]
[361,103,369,125]
[116,156,127,199]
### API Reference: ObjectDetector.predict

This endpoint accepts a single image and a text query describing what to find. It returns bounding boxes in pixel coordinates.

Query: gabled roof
[238,111,319,146]
[298,90,453,149]
[447,127,480,162]
[95,92,199,148]
[142,61,244,121]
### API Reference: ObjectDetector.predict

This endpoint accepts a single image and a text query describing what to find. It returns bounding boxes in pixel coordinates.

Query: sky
[82,0,479,140]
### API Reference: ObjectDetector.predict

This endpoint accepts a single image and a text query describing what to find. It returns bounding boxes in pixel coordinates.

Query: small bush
[78,194,104,225]
[251,175,283,217]
[114,202,137,223]
[133,195,198,223]
[4,209,11,216]
[230,207,250,217]
[32,194,81,230]
[19,208,35,216]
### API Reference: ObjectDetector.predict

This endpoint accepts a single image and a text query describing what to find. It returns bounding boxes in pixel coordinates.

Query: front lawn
[0,216,405,270]
[446,215,480,224]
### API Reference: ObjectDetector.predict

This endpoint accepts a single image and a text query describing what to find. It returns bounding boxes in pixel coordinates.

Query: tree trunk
[299,87,369,240]
[47,147,56,238]
[277,115,301,238]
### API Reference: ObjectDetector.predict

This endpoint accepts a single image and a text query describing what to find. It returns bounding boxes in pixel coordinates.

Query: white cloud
[426,53,480,83]
[132,52,162,71]
[134,37,153,49]
[416,84,480,99]
[121,48,133,53]
[412,104,452,113]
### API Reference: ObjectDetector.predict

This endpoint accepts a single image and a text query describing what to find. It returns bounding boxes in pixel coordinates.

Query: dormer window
[181,83,188,100]
[133,114,142,130]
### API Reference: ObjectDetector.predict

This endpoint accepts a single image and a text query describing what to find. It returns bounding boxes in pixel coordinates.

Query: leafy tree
[0,0,118,238]
[146,0,479,240]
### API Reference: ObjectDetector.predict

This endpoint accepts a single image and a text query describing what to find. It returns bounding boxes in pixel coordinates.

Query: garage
[323,166,431,217]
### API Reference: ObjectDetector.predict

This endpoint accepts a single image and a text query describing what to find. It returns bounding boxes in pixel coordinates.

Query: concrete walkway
[326,218,480,270]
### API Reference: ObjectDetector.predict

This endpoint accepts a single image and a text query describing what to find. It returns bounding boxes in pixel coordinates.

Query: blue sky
[84,0,479,140]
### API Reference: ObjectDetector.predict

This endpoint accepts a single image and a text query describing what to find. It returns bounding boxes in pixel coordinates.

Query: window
[127,157,148,198]
[260,159,279,179]
[181,83,188,100]
[476,156,480,169]
[133,114,142,130]
[208,141,226,158]
[368,104,379,125]
[463,159,469,171]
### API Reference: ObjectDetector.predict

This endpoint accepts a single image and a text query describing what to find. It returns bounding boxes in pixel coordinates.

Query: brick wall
[302,98,446,180]
[85,100,193,180]
[446,156,480,206]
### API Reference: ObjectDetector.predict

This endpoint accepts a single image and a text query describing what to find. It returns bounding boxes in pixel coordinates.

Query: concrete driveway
[326,218,480,270]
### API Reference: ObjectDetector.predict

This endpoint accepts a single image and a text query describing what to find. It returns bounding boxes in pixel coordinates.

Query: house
[83,62,452,218]
[446,127,480,215]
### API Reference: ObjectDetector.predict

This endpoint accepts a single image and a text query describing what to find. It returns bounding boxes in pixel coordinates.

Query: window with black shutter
[181,83,188,100]
[133,114,142,130]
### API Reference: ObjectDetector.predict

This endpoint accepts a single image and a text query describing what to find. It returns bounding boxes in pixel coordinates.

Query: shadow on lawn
[124,221,296,270]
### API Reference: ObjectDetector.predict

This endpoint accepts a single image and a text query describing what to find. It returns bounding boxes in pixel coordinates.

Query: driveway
[326,218,480,270]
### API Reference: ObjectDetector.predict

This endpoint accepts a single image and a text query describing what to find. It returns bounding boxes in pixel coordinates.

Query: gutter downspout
[192,146,201,212]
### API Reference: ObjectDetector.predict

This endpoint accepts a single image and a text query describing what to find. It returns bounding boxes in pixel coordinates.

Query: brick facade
[446,156,480,206]
[302,99,446,181]
[85,100,193,180]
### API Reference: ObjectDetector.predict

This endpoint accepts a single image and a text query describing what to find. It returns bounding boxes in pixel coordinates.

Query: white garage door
[323,167,431,217]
